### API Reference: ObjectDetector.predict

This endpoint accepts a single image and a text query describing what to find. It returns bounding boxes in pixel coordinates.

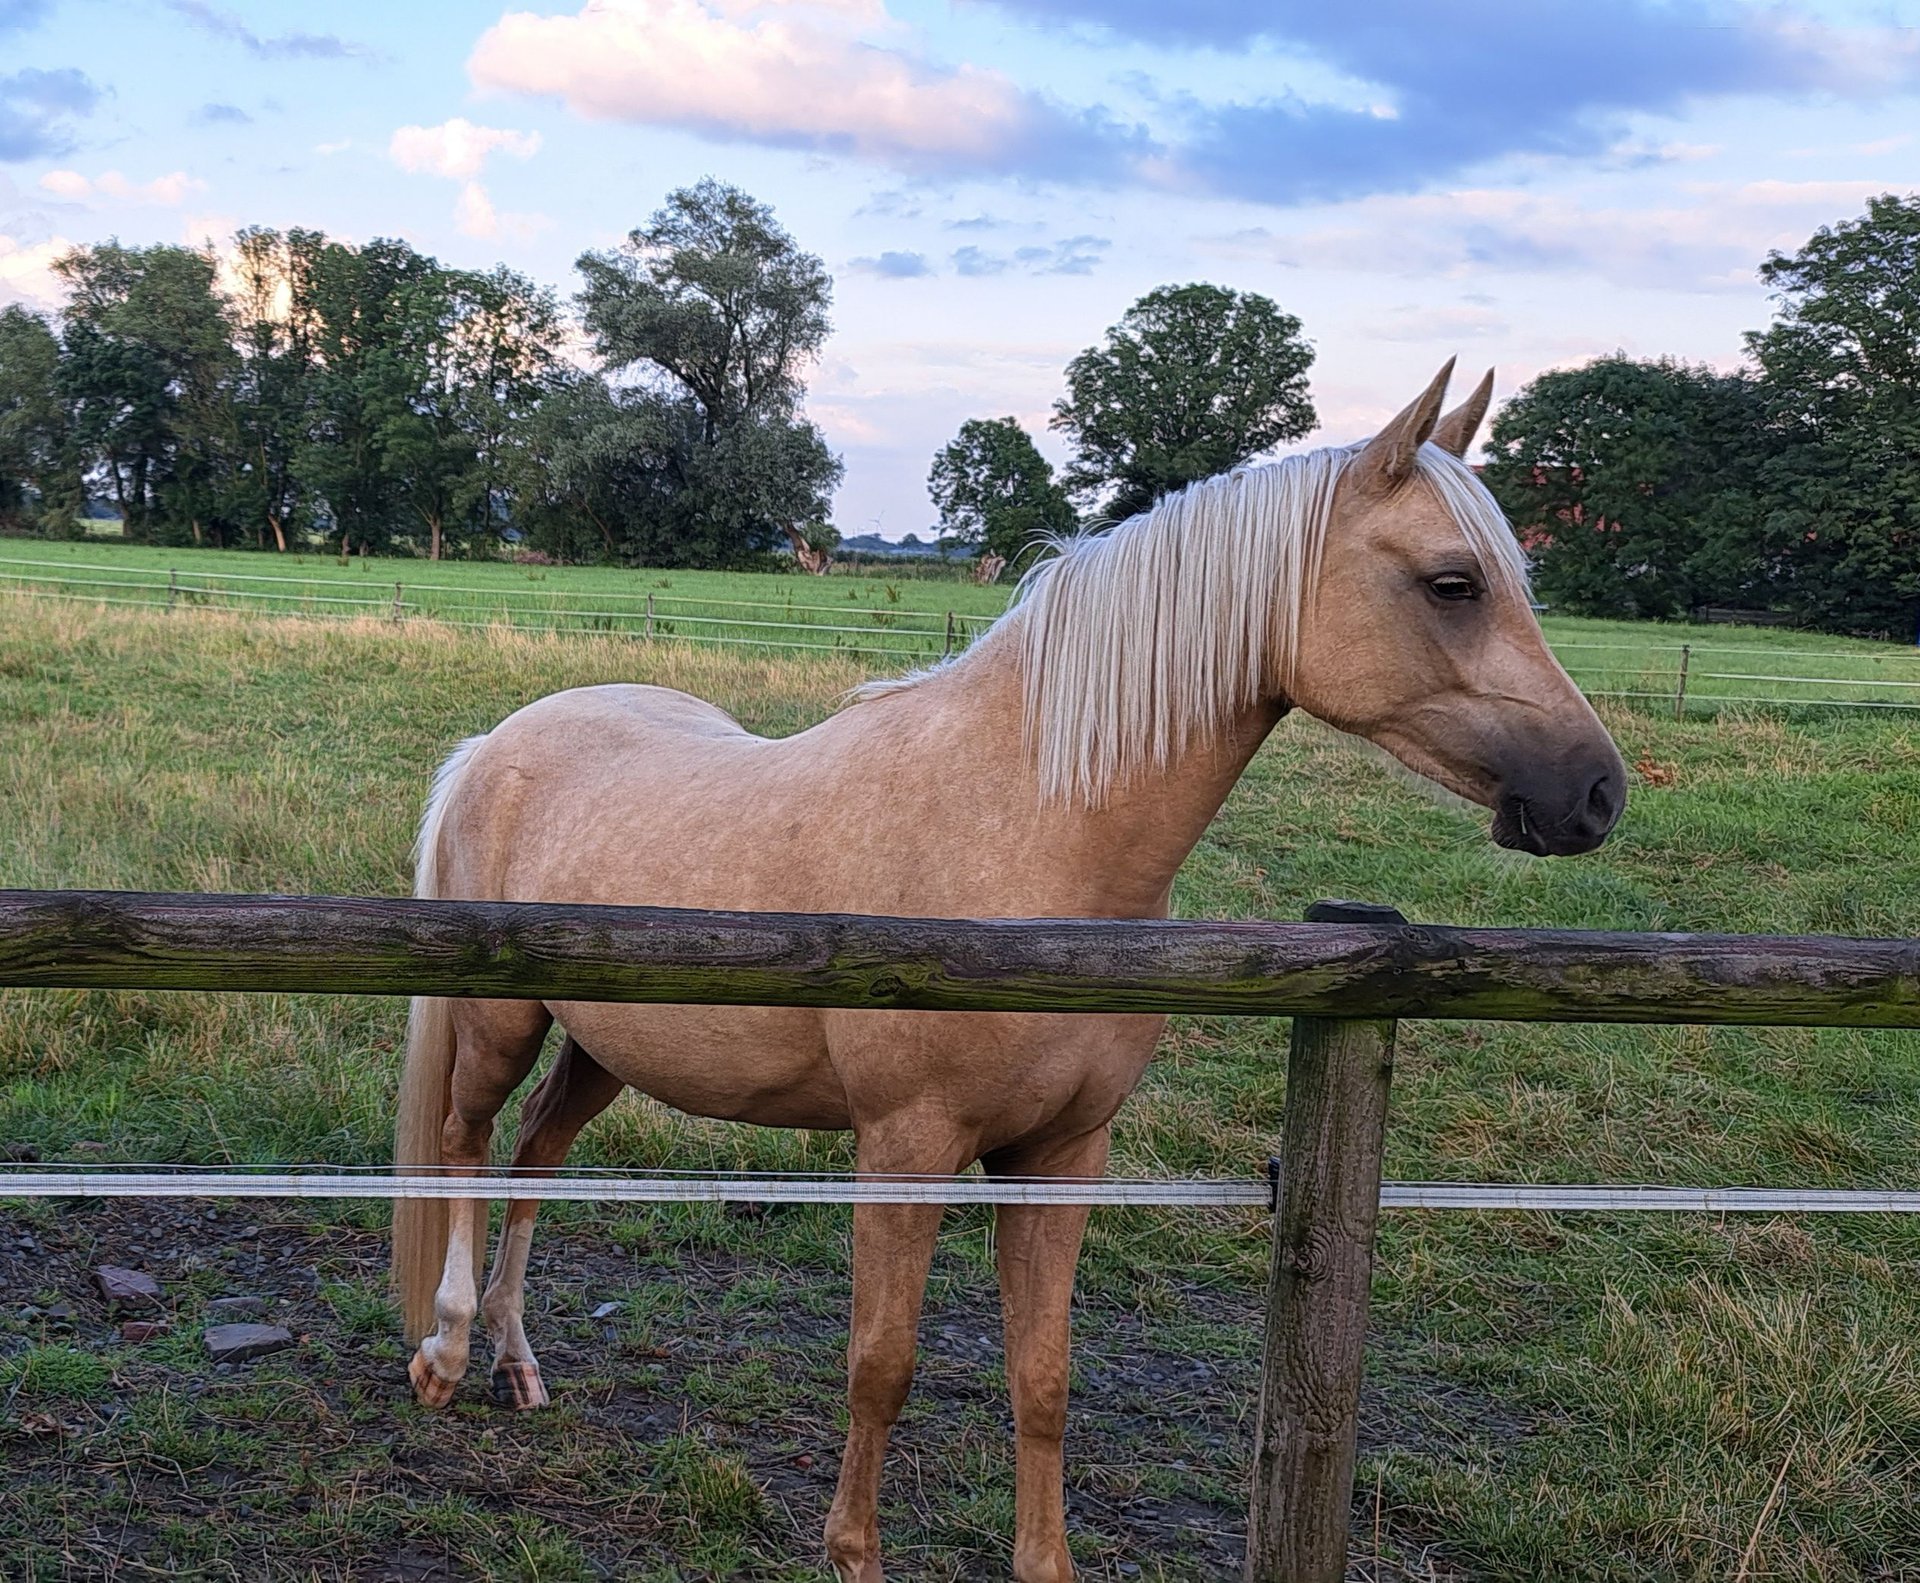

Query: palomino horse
[392,361,1625,1581]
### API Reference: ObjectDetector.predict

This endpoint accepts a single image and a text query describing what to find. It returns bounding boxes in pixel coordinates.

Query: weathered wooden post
[167,569,178,610]
[944,610,956,658]
[645,593,655,640]
[1248,898,1403,1583]
[1674,643,1691,721]
[391,582,404,623]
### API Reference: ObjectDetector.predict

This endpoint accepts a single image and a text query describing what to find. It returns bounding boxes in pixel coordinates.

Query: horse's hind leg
[480,1034,623,1410]
[986,1126,1110,1583]
[409,1000,552,1407]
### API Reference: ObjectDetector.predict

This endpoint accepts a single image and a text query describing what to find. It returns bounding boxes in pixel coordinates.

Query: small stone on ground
[120,1320,170,1342]
[203,1322,295,1364]
[95,1266,163,1308]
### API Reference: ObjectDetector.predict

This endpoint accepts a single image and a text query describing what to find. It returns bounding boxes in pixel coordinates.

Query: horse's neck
[893,644,1284,917]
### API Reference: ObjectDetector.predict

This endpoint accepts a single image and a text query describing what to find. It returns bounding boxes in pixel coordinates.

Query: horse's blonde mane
[858,441,1528,808]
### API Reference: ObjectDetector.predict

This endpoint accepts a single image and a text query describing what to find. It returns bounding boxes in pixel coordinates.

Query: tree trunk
[429,515,443,562]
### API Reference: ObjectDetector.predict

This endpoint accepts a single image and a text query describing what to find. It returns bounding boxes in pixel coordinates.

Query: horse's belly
[548,1001,850,1129]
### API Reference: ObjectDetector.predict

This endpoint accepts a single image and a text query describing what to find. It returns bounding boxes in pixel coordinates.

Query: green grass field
[4,593,1920,1579]
[0,540,1010,668]
[7,537,1920,713]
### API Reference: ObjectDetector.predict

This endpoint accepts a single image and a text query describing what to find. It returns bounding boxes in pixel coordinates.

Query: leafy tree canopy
[1482,356,1766,620]
[1744,192,1920,633]
[1050,283,1315,522]
[928,416,1076,566]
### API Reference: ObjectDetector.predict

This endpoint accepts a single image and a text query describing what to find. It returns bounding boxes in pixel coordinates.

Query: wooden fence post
[1674,644,1691,721]
[391,582,404,623]
[167,569,178,610]
[645,593,655,640]
[944,610,955,658]
[1248,898,1404,1583]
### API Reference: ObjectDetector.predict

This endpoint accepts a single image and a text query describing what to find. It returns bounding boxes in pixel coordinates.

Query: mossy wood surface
[3,890,1919,1026]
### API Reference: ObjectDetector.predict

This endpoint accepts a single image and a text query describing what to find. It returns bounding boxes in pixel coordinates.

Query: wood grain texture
[2,889,1919,1025]
[1246,900,1403,1583]
[3,891,1920,1029]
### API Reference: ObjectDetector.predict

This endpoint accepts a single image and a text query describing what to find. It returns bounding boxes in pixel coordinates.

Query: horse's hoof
[407,1351,458,1409]
[489,1361,549,1411]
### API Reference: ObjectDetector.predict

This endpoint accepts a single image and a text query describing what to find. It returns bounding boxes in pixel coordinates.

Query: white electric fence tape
[5,1166,1920,1213]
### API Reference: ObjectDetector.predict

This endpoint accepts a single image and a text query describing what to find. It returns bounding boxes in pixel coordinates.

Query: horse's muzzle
[1491,764,1624,857]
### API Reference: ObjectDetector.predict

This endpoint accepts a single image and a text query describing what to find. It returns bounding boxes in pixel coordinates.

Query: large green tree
[1050,283,1316,522]
[1745,193,1920,634]
[227,226,326,551]
[53,242,235,543]
[575,179,840,565]
[293,236,443,556]
[0,305,81,532]
[1482,356,1766,620]
[928,416,1075,564]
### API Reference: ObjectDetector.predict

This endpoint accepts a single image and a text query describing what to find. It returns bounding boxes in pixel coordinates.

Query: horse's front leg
[986,1126,1111,1583]
[824,1124,970,1583]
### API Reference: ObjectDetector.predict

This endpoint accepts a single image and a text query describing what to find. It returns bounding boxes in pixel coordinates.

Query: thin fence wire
[6,1164,1920,1214]
[8,556,1920,712]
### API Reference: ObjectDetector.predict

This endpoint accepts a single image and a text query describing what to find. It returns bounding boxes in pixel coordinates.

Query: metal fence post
[1248,898,1404,1583]
[1675,644,1691,721]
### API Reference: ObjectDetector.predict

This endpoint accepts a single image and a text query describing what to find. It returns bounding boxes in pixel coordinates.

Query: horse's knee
[847,1330,917,1424]
[1010,1358,1069,1441]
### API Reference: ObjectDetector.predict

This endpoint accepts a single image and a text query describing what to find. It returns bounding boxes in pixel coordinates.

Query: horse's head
[1288,362,1626,856]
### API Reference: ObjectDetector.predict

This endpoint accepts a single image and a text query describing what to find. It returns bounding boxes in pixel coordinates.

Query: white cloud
[386,118,547,242]
[467,0,1052,170]
[388,117,540,181]
[37,169,90,200]
[1206,178,1911,295]
[0,233,72,310]
[37,169,206,206]
[181,212,242,251]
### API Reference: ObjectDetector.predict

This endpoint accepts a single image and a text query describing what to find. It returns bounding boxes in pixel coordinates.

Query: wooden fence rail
[6,887,1920,1583]
[4,888,1920,1026]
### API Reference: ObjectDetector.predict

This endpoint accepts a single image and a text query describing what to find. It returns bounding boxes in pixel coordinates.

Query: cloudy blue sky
[3,0,1918,537]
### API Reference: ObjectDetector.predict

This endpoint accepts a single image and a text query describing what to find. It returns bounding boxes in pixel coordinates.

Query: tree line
[0,172,1324,574]
[1484,194,1920,638]
[17,171,1896,625]
[0,179,840,566]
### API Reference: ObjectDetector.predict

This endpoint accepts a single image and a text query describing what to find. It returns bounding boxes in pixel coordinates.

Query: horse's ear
[1353,357,1455,492]
[1430,367,1494,458]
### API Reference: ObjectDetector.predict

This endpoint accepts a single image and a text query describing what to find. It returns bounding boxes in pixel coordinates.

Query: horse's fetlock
[1012,1543,1074,1583]
[823,1515,882,1581]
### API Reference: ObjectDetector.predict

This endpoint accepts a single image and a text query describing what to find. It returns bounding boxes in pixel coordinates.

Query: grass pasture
[4,593,1920,1579]
[7,538,1920,714]
[0,541,1009,669]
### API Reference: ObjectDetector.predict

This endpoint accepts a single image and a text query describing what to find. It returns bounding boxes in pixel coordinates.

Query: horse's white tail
[392,735,487,1343]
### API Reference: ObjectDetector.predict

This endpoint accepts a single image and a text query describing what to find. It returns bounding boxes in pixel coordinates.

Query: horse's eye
[1427,575,1479,602]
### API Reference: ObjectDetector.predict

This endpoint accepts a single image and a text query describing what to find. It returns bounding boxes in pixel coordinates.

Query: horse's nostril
[1588,776,1612,818]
